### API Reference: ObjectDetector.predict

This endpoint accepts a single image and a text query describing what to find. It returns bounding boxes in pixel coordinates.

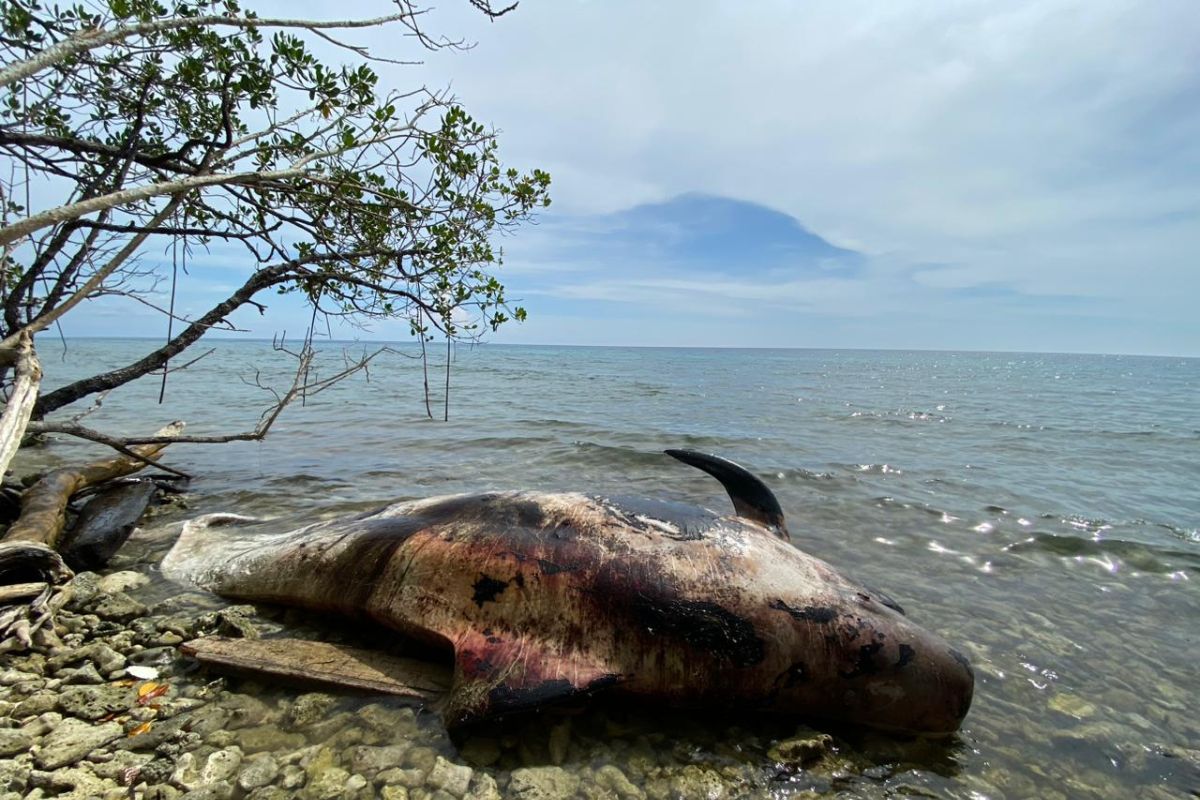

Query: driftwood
[0,332,42,484]
[0,420,184,650]
[180,636,450,702]
[58,479,157,571]
[4,420,184,548]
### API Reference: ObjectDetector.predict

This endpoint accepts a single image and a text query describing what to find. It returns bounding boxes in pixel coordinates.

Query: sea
[18,338,1200,798]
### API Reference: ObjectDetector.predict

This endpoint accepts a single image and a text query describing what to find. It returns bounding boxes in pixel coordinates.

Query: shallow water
[18,339,1200,798]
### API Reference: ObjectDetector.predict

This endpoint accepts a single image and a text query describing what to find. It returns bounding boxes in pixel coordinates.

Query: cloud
[54,1,1200,355]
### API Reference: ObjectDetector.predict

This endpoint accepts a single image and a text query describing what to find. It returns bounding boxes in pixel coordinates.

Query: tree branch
[0,11,423,90]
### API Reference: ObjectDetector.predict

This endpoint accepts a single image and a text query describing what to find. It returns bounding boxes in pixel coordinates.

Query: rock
[426,757,472,797]
[767,728,833,766]
[200,747,243,784]
[304,766,352,800]
[668,766,726,799]
[547,720,571,766]
[21,712,63,737]
[377,768,426,788]
[96,571,149,594]
[381,788,410,800]
[508,767,581,800]
[10,692,57,718]
[237,753,279,791]
[1049,692,1098,719]
[465,773,502,800]
[179,782,234,800]
[92,591,148,621]
[294,711,352,742]
[287,693,338,728]
[349,745,411,777]
[357,703,419,738]
[0,757,31,793]
[87,749,153,781]
[32,718,124,769]
[145,786,181,800]
[58,685,132,721]
[595,765,643,800]
[403,746,439,774]
[457,738,501,768]
[235,724,307,753]
[0,729,32,757]
[60,663,106,685]
[29,765,118,798]
[246,789,291,800]
[176,705,227,740]
[66,572,101,610]
[279,764,307,789]
[219,694,272,729]
[82,643,127,674]
[0,668,29,685]
[171,753,203,791]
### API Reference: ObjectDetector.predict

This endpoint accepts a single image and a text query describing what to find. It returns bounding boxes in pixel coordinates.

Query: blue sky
[64,1,1200,355]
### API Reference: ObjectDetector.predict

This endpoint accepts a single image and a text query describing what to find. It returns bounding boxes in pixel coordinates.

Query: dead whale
[162,450,974,734]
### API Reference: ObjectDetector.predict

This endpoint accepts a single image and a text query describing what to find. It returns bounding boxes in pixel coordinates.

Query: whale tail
[664,450,789,540]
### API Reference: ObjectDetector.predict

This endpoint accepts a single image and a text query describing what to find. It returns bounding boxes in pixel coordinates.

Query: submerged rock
[768,727,833,767]
[508,767,581,800]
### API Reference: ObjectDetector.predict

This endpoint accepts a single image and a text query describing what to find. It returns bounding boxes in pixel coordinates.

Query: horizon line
[39,335,1198,361]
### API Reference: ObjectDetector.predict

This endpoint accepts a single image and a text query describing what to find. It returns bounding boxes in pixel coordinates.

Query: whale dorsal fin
[665,450,790,541]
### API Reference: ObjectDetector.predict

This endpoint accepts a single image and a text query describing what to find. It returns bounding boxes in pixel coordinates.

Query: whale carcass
[162,450,974,734]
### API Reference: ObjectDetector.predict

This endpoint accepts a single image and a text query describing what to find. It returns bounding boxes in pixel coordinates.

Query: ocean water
[19,339,1200,798]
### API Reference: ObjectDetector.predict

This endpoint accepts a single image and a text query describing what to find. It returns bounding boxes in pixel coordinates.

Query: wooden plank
[179,636,450,700]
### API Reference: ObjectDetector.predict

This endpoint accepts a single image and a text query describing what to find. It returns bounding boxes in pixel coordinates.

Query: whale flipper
[665,450,789,541]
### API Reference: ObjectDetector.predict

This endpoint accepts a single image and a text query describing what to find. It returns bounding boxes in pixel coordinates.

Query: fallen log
[4,420,184,548]
[58,479,157,571]
[0,420,186,650]
[180,636,450,702]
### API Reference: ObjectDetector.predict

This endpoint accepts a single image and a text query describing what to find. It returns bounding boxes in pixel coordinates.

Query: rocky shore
[0,566,859,800]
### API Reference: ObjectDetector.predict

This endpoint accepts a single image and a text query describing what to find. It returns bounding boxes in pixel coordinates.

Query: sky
[64,0,1200,355]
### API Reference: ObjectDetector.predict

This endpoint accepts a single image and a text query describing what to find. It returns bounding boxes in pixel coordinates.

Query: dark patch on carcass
[774,660,808,688]
[471,575,509,607]
[632,596,765,667]
[600,495,724,541]
[896,643,915,669]
[536,558,574,575]
[420,492,550,536]
[487,673,622,715]
[770,599,838,624]
[512,573,526,589]
[840,641,884,679]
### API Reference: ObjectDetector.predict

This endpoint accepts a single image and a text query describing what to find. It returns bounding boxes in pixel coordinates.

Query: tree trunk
[0,332,42,485]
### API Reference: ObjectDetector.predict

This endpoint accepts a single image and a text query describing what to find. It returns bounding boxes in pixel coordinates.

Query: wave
[846,409,951,423]
[1002,532,1200,575]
